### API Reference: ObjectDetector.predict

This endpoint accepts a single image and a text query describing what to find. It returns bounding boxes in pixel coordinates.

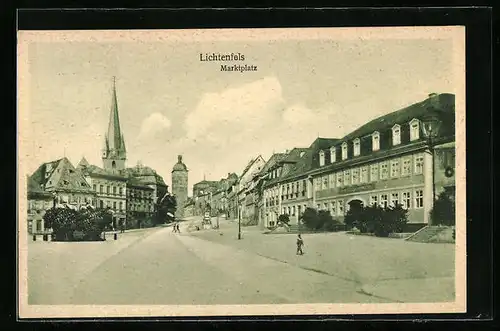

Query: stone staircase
[405,226,454,243]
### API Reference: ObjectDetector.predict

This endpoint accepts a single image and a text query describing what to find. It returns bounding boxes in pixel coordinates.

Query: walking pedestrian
[296,234,304,255]
[172,222,177,233]
[176,223,181,233]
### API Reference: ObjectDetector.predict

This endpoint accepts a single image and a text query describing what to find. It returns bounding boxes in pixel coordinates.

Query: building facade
[307,93,455,229]
[171,155,188,219]
[77,158,128,229]
[27,176,55,234]
[237,155,266,225]
[126,178,155,228]
[29,157,98,231]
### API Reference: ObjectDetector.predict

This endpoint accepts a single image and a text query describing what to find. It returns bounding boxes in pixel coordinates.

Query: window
[370,164,379,182]
[119,201,123,211]
[99,200,104,208]
[352,168,359,184]
[370,195,378,206]
[292,206,296,216]
[414,154,424,174]
[323,203,328,211]
[106,186,110,194]
[93,184,96,191]
[330,201,336,215]
[402,158,411,176]
[322,176,328,190]
[302,180,307,196]
[287,207,291,215]
[392,124,401,146]
[330,147,336,163]
[343,169,351,186]
[391,159,400,178]
[380,162,389,179]
[415,190,424,208]
[113,201,117,210]
[380,194,388,208]
[315,178,322,191]
[336,172,343,187]
[342,142,348,160]
[372,131,380,151]
[391,193,399,207]
[329,174,335,188]
[402,191,411,209]
[298,205,302,215]
[319,150,325,166]
[410,119,420,141]
[113,186,117,195]
[353,138,361,156]
[119,187,123,196]
[337,200,344,216]
[360,167,368,183]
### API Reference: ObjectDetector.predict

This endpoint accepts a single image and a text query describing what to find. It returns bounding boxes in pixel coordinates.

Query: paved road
[30,226,389,305]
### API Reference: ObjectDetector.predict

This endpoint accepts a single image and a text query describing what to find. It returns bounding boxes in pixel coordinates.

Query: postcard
[17,26,466,318]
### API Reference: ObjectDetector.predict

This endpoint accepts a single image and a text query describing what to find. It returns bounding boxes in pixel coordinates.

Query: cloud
[138,112,171,140]
[184,76,285,140]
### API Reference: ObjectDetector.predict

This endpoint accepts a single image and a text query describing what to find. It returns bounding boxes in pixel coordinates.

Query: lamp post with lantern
[421,111,442,226]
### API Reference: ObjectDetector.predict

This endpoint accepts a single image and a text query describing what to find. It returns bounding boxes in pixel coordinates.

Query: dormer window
[372,131,380,151]
[330,147,336,163]
[392,124,401,146]
[341,142,348,160]
[319,150,325,166]
[410,119,420,141]
[353,138,361,156]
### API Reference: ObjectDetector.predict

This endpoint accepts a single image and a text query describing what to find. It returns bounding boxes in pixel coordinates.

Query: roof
[240,155,265,178]
[30,157,95,193]
[27,175,52,198]
[79,164,128,180]
[127,177,155,190]
[124,165,168,187]
[341,93,455,143]
[172,155,188,172]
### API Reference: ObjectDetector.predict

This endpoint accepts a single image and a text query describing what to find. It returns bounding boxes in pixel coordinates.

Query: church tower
[102,77,127,171]
[172,155,188,219]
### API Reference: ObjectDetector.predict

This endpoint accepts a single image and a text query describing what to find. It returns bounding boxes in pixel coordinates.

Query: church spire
[102,76,126,170]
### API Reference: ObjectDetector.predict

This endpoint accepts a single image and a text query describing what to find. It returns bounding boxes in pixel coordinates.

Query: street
[27,218,455,305]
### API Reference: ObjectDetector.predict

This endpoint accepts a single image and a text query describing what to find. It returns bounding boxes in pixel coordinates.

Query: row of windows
[93,184,126,196]
[277,189,424,219]
[314,153,425,191]
[319,119,422,166]
[98,200,125,211]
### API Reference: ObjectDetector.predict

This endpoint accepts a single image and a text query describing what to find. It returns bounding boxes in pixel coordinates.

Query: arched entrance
[348,199,364,212]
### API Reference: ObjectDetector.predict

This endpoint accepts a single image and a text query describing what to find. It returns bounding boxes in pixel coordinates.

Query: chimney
[178,155,182,163]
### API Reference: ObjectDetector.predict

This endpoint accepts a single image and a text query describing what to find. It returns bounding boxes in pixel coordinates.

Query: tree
[430,191,455,226]
[300,207,320,230]
[44,207,79,241]
[345,203,366,232]
[155,194,177,224]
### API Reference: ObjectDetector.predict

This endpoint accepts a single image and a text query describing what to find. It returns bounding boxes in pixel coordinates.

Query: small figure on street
[296,234,304,255]
[172,222,177,233]
[176,223,181,233]
[120,220,125,233]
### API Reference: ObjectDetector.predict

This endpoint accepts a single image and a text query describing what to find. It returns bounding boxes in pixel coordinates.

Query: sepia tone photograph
[17,26,466,318]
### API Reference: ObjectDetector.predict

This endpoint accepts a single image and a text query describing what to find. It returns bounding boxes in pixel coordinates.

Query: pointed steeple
[102,77,127,170]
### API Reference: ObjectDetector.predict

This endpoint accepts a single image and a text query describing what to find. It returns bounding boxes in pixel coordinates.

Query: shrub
[344,203,409,237]
[430,191,455,226]
[277,214,290,227]
[300,208,320,230]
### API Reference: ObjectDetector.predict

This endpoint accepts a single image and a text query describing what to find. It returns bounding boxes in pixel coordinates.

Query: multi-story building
[29,157,98,228]
[77,158,128,229]
[126,178,155,228]
[171,155,188,219]
[307,93,455,230]
[237,155,266,224]
[261,141,339,228]
[27,175,55,234]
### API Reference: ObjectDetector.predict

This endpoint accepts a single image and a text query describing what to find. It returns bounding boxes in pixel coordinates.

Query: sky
[22,31,456,193]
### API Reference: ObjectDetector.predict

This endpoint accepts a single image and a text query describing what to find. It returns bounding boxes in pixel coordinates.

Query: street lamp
[238,203,242,240]
[422,112,442,225]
